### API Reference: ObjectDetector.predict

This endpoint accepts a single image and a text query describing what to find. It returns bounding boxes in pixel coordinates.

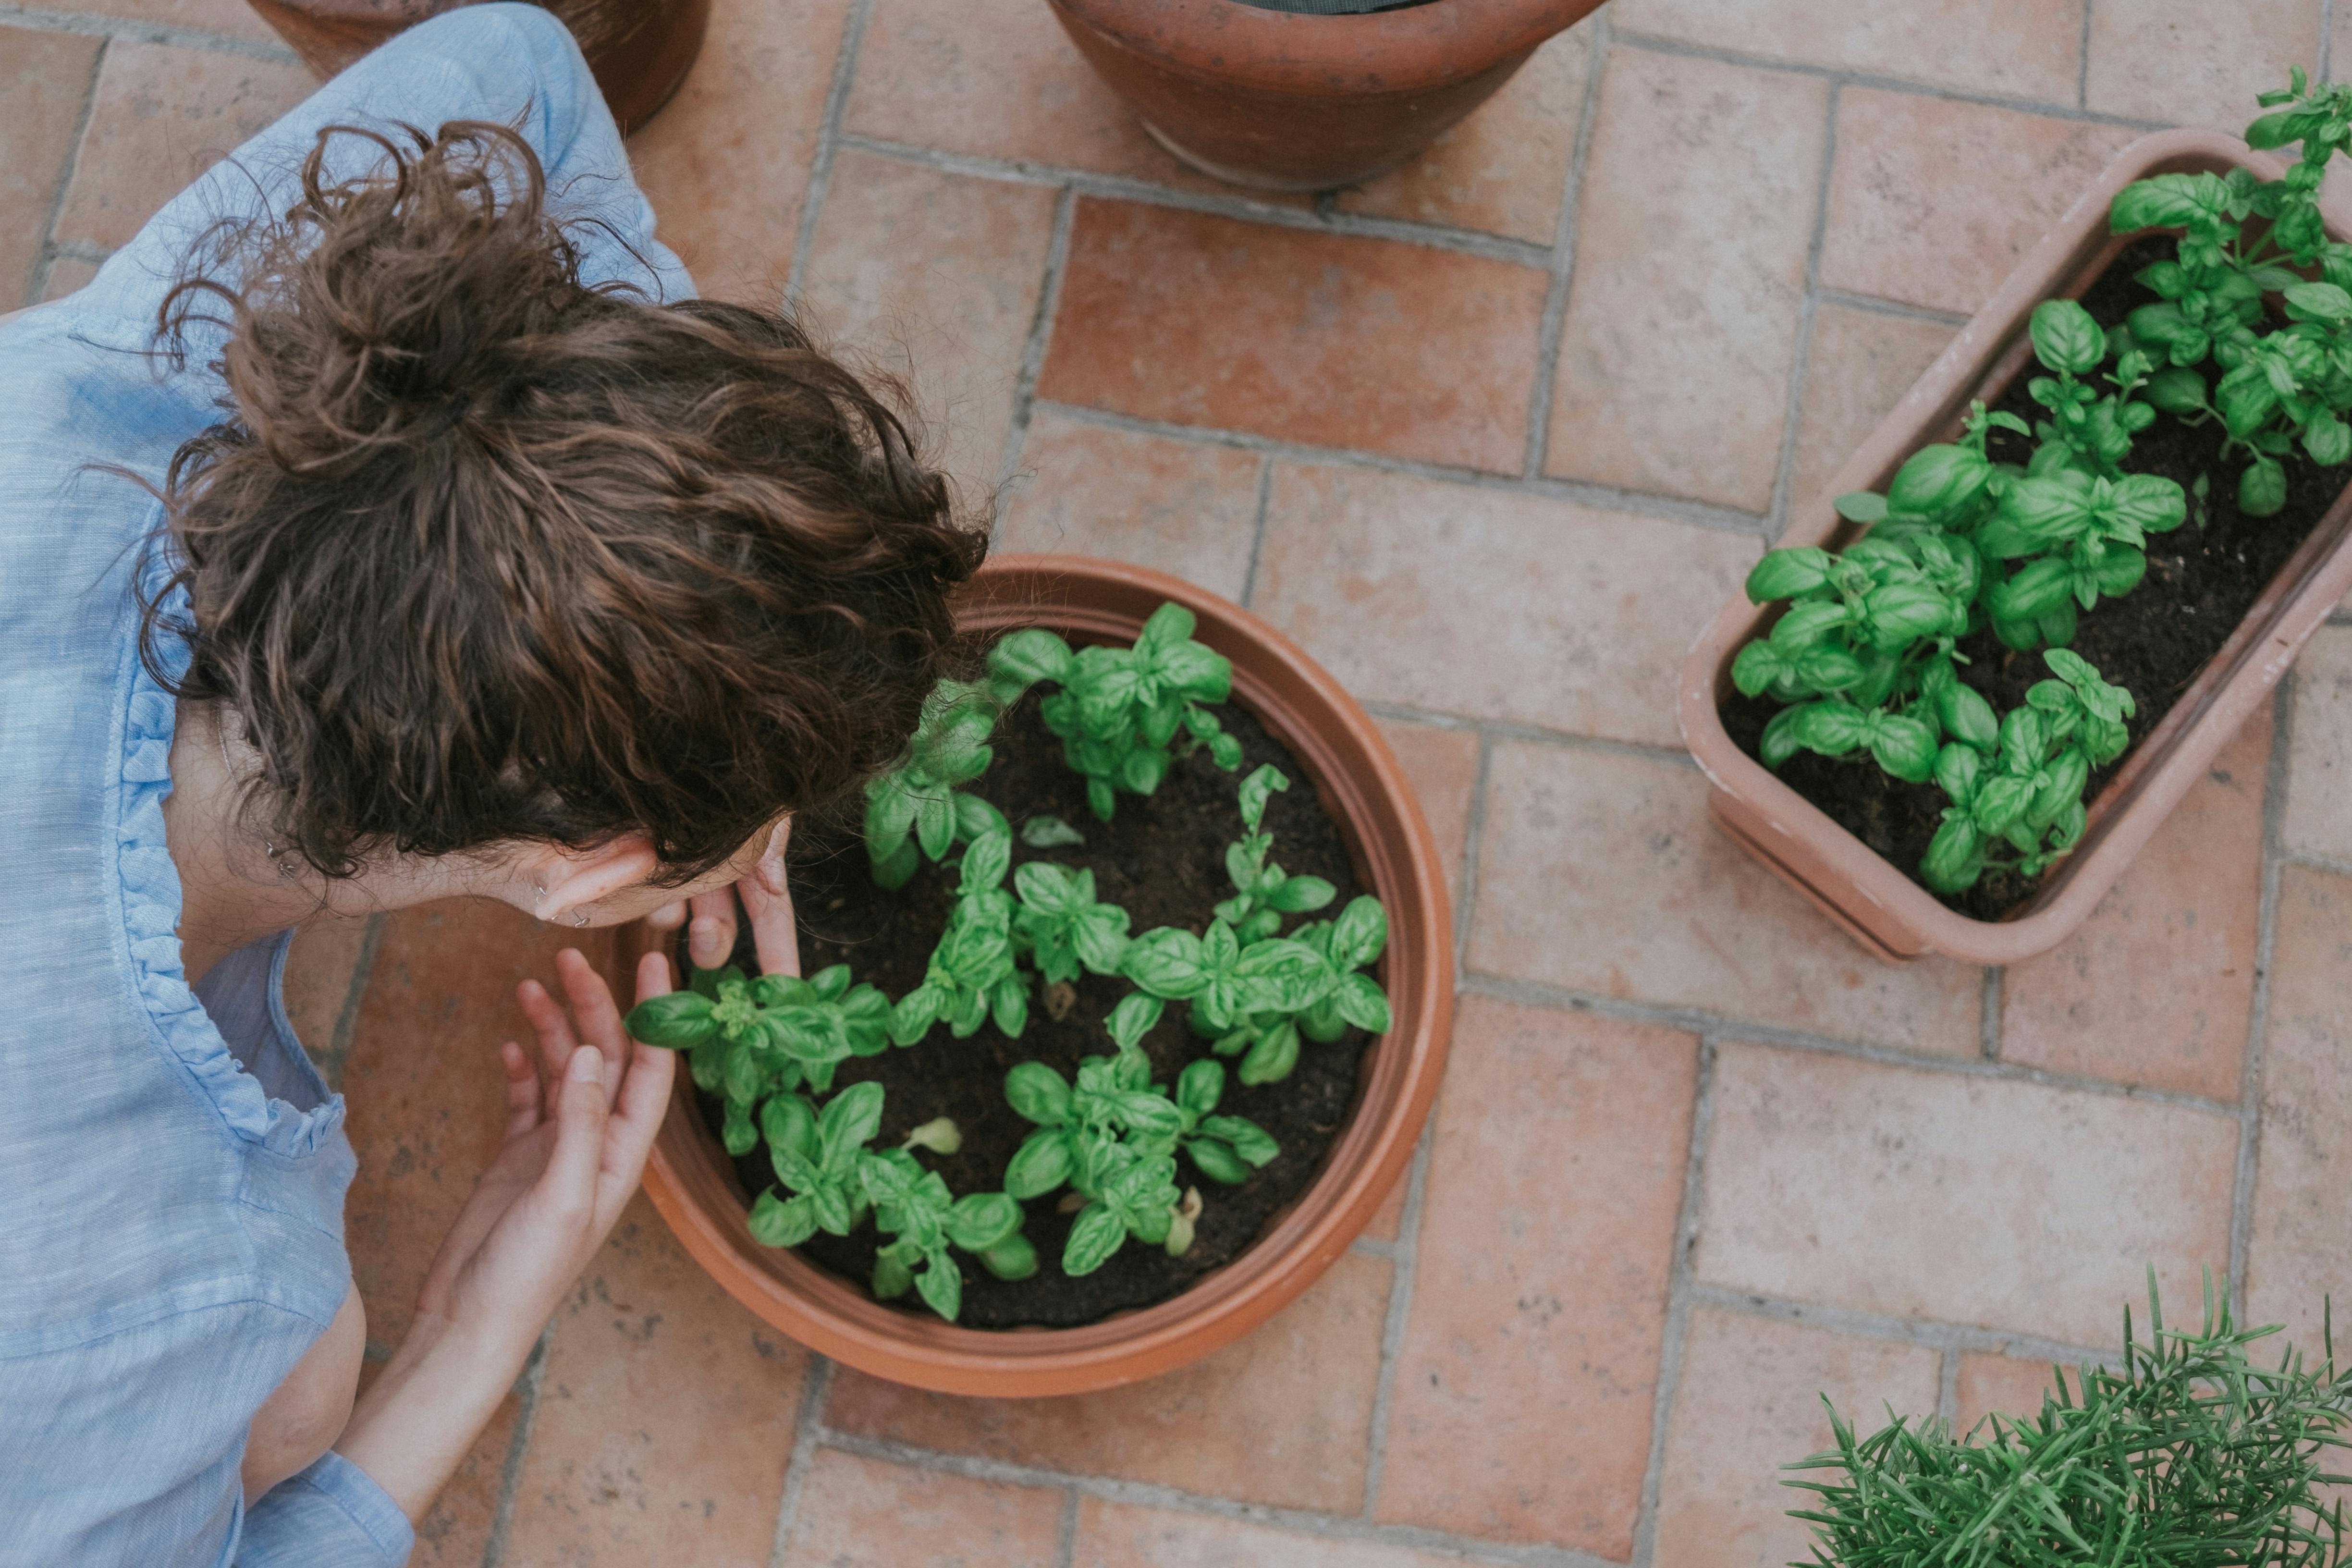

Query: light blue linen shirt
[0,10,688,1563]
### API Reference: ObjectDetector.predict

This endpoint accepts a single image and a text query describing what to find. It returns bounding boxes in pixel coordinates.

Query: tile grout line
[1936,1348,1961,1428]
[2282,844,2352,878]
[24,30,108,310]
[1453,732,1496,965]
[782,0,873,308]
[1978,966,2003,1062]
[1763,79,1842,544]
[1356,1115,1437,1521]
[477,1323,555,1568]
[1237,456,1275,610]
[1606,26,2168,133]
[811,1429,1613,1568]
[315,910,388,1093]
[1357,699,1703,772]
[0,3,297,61]
[1461,971,2245,1118]
[2077,0,2095,110]
[1519,9,1611,480]
[1812,285,1971,329]
[1628,1033,1718,1568]
[764,1357,838,1568]
[832,132,1552,270]
[1028,398,1773,538]
[1684,1281,2121,1369]
[2229,675,2297,1318]
[1054,1485,1081,1568]
[2324,0,2337,86]
[990,184,1079,515]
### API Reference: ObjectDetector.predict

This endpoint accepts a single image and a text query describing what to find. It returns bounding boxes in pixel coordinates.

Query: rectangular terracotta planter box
[1679,129,2352,966]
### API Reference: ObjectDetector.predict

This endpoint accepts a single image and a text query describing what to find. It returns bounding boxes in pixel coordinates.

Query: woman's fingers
[685,888,736,971]
[554,948,629,1108]
[644,899,687,935]
[741,869,800,980]
[600,1039,675,1220]
[537,1044,609,1228]
[515,977,581,1080]
[498,1041,541,1139]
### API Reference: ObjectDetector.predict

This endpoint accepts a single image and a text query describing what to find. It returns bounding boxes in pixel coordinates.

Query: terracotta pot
[614,555,1454,1395]
[1045,0,1605,191]
[244,0,708,133]
[1679,130,2352,967]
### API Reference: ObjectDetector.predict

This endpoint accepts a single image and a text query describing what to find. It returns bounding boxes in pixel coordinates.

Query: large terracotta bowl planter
[1047,0,1605,190]
[244,0,707,132]
[1680,130,2352,967]
[617,556,1454,1395]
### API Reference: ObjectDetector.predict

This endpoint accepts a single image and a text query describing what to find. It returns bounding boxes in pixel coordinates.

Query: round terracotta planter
[243,0,708,133]
[614,555,1454,1396]
[1046,0,1605,190]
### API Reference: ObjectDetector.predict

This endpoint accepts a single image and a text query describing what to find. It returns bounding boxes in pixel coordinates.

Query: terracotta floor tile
[1334,25,1590,245]
[53,42,314,252]
[1787,302,1955,522]
[1374,998,1695,1553]
[1819,90,2139,320]
[2244,866,2352,1354]
[2283,625,2352,864]
[1072,1499,1461,1568]
[341,899,610,1350]
[1697,1043,2240,1346]
[1607,0,2082,103]
[410,1386,520,1568]
[1036,201,1548,473]
[1468,742,1986,1055]
[2000,706,2269,1101]
[826,1252,1393,1515]
[626,0,849,304]
[797,148,1059,500]
[783,1449,1066,1567]
[40,254,104,302]
[841,0,1221,193]
[2086,0,2319,130]
[1371,716,1480,899]
[1953,1352,2063,1435]
[51,0,281,45]
[1,27,101,309]
[280,912,377,1086]
[502,1194,810,1566]
[1650,1308,1940,1568]
[1251,465,1757,748]
[1545,49,1825,512]
[996,410,1263,602]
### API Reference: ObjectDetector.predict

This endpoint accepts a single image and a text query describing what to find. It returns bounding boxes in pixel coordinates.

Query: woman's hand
[333,947,676,1523]
[647,818,798,978]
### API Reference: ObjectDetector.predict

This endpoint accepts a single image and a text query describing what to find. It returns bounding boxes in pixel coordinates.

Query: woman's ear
[525,833,662,926]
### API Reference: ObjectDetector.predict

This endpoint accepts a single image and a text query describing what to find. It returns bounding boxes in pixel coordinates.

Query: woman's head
[144,120,987,909]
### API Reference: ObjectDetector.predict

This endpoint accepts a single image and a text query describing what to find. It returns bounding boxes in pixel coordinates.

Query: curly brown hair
[140,119,988,883]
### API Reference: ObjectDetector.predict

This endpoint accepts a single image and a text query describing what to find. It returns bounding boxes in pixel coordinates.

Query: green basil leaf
[1866,713,1940,784]
[747,1188,819,1249]
[623,990,719,1049]
[991,973,1029,1039]
[1185,1137,1252,1185]
[760,1093,818,1165]
[987,626,1076,688]
[1071,906,1132,974]
[1004,1061,1074,1126]
[1333,972,1392,1034]
[889,983,945,1047]
[1004,1128,1075,1200]
[1176,1059,1225,1119]
[981,1233,1039,1281]
[1921,815,1986,894]
[1020,813,1086,849]
[863,772,917,853]
[1123,927,1209,997]
[819,1081,886,1161]
[1238,764,1288,832]
[1232,938,1336,1013]
[1888,444,1993,518]
[1062,1204,1128,1276]
[1198,1114,1279,1167]
[1937,682,2000,751]
[2030,298,2106,375]
[1103,991,1165,1052]
[720,1099,757,1157]
[1268,875,1336,913]
[1834,491,1890,524]
[1731,639,1788,698]
[1745,546,1835,604]
[870,1248,914,1301]
[1237,1019,1302,1086]
[1120,745,1171,796]
[959,829,1013,896]
[2240,455,2289,516]
[945,1192,1023,1252]
[1329,895,1388,970]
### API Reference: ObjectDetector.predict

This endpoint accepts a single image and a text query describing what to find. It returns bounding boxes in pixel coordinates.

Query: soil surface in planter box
[695,691,1372,1330]
[1723,235,2337,921]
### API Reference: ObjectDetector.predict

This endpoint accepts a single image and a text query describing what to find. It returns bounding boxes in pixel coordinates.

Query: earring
[533,882,547,899]
[574,909,589,927]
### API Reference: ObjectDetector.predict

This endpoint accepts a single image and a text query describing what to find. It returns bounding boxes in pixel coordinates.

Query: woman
[0,8,983,1564]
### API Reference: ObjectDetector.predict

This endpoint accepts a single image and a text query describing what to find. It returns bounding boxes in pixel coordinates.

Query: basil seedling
[889,827,1027,1046]
[1213,766,1337,942]
[863,680,1012,889]
[859,1150,1035,1322]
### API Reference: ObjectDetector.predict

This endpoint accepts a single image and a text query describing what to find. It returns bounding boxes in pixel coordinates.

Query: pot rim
[1677,127,2352,965]
[626,554,1455,1396]
[1045,0,1593,95]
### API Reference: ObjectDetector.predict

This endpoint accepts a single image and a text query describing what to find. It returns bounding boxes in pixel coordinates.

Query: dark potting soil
[1722,234,2335,921]
[693,692,1372,1330]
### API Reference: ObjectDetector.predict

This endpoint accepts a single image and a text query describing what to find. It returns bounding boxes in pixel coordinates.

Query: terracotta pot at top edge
[242,0,709,134]
[1046,0,1605,190]
[1679,130,2352,967]
[620,556,1455,1396]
